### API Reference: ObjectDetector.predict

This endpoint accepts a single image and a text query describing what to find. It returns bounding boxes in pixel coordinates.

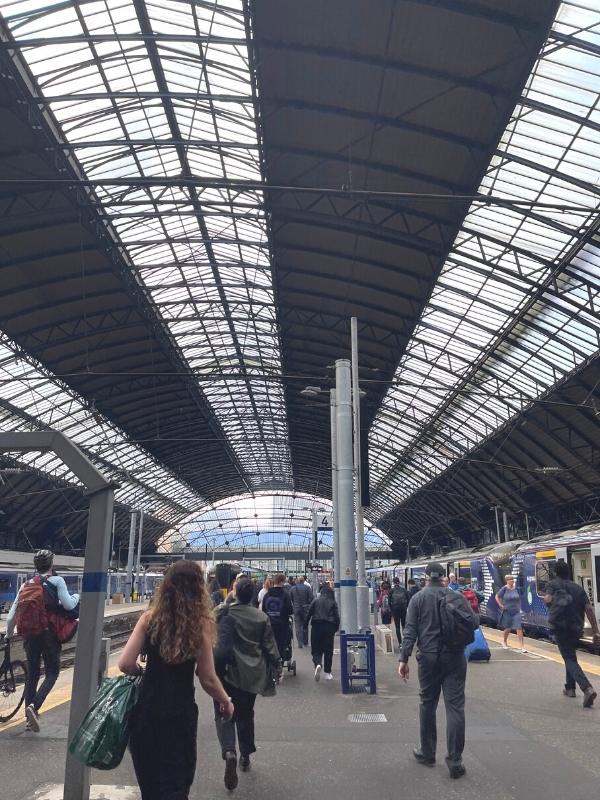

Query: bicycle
[0,633,27,723]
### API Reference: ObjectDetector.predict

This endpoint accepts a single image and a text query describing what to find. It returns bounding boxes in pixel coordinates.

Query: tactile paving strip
[348,713,387,723]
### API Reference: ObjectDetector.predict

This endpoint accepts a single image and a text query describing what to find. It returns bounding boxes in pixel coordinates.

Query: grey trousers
[417,650,467,765]
[293,607,309,646]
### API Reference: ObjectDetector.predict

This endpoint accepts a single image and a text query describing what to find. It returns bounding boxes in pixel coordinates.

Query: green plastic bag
[68,675,141,770]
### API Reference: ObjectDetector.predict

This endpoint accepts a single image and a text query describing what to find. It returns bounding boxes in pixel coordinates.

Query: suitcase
[465,626,491,662]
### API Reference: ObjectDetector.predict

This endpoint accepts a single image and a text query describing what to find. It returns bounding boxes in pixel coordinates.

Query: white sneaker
[25,704,40,733]
[502,643,509,650]
[521,648,528,654]
[324,673,334,681]
[314,664,322,682]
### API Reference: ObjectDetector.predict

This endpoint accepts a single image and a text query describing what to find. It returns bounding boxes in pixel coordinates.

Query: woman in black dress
[119,560,234,800]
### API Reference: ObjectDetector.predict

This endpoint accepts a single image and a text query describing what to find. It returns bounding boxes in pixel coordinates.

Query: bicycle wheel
[0,660,27,723]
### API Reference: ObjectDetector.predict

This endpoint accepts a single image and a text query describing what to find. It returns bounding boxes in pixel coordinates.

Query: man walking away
[407,578,419,600]
[398,562,477,779]
[262,573,293,663]
[6,549,80,732]
[544,559,600,707]
[389,577,409,649]
[290,576,312,648]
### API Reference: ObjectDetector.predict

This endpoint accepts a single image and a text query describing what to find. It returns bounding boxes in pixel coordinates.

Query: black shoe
[239,755,251,772]
[445,756,466,779]
[583,686,597,708]
[413,748,435,766]
[563,687,576,698]
[224,751,238,790]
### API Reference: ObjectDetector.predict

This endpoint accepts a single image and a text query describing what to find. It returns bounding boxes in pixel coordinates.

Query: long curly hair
[147,560,214,664]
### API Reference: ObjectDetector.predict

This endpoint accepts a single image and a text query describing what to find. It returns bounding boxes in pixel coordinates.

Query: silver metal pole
[525,513,530,540]
[494,506,502,544]
[135,509,144,601]
[330,389,341,610]
[336,358,358,633]
[351,317,370,630]
[502,510,509,543]
[310,511,320,596]
[125,510,137,602]
[64,486,114,800]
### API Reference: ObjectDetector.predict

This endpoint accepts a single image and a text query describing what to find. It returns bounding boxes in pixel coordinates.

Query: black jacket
[306,595,340,628]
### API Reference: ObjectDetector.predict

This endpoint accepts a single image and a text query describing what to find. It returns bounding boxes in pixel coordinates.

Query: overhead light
[300,386,322,397]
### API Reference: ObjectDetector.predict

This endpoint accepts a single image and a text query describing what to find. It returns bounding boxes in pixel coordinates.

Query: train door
[588,543,600,630]
[571,549,593,605]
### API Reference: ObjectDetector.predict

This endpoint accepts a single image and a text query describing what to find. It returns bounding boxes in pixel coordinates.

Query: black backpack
[548,580,582,636]
[438,590,477,651]
[390,586,409,613]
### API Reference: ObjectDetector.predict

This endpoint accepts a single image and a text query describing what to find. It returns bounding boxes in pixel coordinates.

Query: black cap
[425,561,445,579]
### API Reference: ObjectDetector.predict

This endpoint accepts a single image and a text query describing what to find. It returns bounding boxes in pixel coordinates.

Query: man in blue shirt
[448,573,460,591]
[7,549,79,732]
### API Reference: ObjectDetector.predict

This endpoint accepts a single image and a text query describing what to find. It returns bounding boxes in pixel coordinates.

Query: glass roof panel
[369,0,600,514]
[0,333,206,522]
[0,0,291,490]
[169,492,390,553]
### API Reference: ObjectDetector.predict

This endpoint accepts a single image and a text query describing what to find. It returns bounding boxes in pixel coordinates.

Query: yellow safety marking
[535,550,556,558]
[484,627,600,677]
[0,664,120,735]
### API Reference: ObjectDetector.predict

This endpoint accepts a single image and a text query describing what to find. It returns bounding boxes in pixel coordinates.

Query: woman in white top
[257,576,273,607]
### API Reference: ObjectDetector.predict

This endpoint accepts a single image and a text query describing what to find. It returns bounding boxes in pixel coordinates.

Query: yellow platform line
[0,665,120,735]
[483,627,600,677]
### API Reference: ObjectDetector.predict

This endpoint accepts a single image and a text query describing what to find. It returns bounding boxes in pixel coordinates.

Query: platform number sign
[316,512,332,531]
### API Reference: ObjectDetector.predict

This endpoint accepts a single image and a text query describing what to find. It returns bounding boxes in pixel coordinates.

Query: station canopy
[0,0,599,554]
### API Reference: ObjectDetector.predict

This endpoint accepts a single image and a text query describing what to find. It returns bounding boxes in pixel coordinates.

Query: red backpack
[15,576,49,636]
[462,589,479,612]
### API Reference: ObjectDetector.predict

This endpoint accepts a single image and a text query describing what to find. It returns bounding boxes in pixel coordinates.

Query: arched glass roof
[0,0,291,490]
[369,0,600,518]
[170,491,389,553]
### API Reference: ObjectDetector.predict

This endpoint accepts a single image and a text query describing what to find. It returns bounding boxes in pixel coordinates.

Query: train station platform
[0,602,148,636]
[3,627,600,800]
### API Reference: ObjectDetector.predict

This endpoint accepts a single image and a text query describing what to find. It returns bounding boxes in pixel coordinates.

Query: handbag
[69,675,142,769]
[47,610,78,643]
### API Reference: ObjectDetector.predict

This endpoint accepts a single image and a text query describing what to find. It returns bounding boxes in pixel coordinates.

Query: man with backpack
[398,562,477,779]
[262,573,293,663]
[389,577,409,648]
[544,559,600,708]
[6,549,80,732]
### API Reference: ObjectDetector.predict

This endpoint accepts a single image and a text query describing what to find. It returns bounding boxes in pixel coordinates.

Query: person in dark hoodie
[305,585,340,682]
[261,573,293,664]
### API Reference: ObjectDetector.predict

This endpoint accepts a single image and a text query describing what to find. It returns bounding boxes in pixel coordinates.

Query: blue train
[0,561,164,612]
[367,523,600,643]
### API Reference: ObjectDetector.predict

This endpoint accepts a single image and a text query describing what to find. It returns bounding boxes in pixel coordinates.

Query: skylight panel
[0,0,304,499]
[0,333,206,521]
[369,1,600,516]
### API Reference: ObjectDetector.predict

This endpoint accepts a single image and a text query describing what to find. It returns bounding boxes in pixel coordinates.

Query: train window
[0,578,10,592]
[536,560,556,596]
[458,565,471,583]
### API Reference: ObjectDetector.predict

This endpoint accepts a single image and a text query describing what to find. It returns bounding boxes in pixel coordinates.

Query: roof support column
[0,431,114,800]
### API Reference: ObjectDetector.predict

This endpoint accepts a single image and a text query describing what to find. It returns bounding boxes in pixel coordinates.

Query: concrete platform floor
[3,630,600,800]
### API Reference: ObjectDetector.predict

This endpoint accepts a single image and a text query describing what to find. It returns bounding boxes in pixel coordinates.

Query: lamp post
[351,317,369,631]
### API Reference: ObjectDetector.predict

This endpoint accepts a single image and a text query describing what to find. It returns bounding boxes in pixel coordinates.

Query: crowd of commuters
[7,551,600,796]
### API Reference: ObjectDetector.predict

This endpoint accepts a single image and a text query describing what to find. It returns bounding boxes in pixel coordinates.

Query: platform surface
[3,630,600,800]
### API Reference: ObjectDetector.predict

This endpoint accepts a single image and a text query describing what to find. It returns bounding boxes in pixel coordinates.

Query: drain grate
[348,713,387,723]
